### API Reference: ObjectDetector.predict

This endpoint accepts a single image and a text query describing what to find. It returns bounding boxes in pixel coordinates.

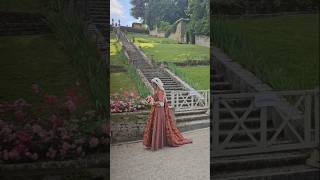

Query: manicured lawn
[128,33,209,62]
[0,34,80,101]
[110,32,139,95]
[0,0,45,12]
[138,43,210,62]
[110,72,137,94]
[127,33,177,44]
[224,14,319,89]
[110,32,127,66]
[173,66,210,90]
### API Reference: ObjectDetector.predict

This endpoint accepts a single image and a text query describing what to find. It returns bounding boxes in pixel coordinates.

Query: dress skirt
[143,100,192,151]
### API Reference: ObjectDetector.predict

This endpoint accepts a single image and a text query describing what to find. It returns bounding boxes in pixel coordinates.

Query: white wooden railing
[170,90,210,111]
[211,89,319,157]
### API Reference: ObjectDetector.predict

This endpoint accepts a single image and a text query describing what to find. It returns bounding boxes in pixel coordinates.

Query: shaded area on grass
[0,34,81,102]
[212,14,319,90]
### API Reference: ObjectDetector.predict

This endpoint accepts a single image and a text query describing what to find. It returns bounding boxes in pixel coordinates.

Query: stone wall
[149,27,165,37]
[168,20,187,43]
[0,154,109,180]
[149,20,187,43]
[195,35,210,47]
[111,111,149,143]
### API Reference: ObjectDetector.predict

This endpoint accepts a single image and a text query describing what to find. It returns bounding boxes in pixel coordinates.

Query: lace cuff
[159,102,164,107]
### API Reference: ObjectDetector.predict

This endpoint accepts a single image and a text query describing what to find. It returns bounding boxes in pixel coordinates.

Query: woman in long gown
[143,78,192,151]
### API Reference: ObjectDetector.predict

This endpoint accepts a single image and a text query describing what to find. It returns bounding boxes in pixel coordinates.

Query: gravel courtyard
[110,128,210,180]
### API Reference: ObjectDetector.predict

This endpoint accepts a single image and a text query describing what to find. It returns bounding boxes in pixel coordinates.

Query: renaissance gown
[143,90,192,151]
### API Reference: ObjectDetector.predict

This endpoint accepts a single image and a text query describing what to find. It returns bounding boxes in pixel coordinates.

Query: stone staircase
[0,12,49,36]
[88,0,108,54]
[115,28,209,132]
[211,61,318,179]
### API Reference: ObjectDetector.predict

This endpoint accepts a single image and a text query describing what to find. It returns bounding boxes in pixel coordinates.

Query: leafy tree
[187,0,209,35]
[130,0,188,29]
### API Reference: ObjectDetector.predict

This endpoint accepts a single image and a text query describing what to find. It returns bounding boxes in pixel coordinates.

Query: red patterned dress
[143,90,192,151]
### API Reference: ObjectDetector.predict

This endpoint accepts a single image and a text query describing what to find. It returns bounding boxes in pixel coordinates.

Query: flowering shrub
[110,90,149,113]
[0,84,110,163]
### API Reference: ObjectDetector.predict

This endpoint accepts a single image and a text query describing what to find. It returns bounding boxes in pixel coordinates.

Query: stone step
[175,109,208,116]
[177,119,210,132]
[212,165,319,180]
[213,82,232,90]
[212,74,225,82]
[211,151,311,173]
[219,127,277,136]
[212,90,239,94]
[176,114,209,122]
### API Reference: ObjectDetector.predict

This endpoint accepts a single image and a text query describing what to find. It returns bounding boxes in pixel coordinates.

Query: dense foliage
[130,0,188,30]
[211,0,319,15]
[187,0,210,36]
[131,0,209,36]
[46,1,108,118]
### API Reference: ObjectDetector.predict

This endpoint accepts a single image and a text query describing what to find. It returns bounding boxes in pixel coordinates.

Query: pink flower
[62,142,71,151]
[46,148,57,159]
[65,87,78,103]
[8,149,19,160]
[146,95,154,104]
[76,146,82,155]
[31,83,39,95]
[14,144,28,154]
[89,137,99,148]
[43,94,58,106]
[16,130,31,144]
[14,99,29,110]
[129,91,136,97]
[49,114,64,128]
[14,110,26,121]
[64,100,76,113]
[32,124,42,134]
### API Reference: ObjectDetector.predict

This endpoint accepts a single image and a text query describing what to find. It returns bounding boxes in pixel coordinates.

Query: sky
[110,0,141,27]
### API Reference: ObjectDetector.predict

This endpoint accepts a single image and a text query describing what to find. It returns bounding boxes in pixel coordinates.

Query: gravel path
[111,128,210,180]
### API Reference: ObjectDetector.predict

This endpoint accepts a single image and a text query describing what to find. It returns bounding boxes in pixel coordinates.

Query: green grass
[128,33,210,62]
[110,32,149,96]
[0,0,45,12]
[168,65,210,90]
[137,43,210,62]
[0,34,80,101]
[110,32,137,94]
[214,14,319,90]
[110,72,137,94]
[127,33,177,44]
[110,33,127,66]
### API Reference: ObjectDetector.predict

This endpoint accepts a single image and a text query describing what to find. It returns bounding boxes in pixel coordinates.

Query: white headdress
[151,78,164,91]
[151,77,167,101]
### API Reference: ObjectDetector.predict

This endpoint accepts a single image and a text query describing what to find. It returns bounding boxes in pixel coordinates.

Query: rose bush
[110,90,149,113]
[0,84,110,163]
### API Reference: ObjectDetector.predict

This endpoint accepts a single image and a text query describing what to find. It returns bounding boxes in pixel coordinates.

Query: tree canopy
[130,0,209,35]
